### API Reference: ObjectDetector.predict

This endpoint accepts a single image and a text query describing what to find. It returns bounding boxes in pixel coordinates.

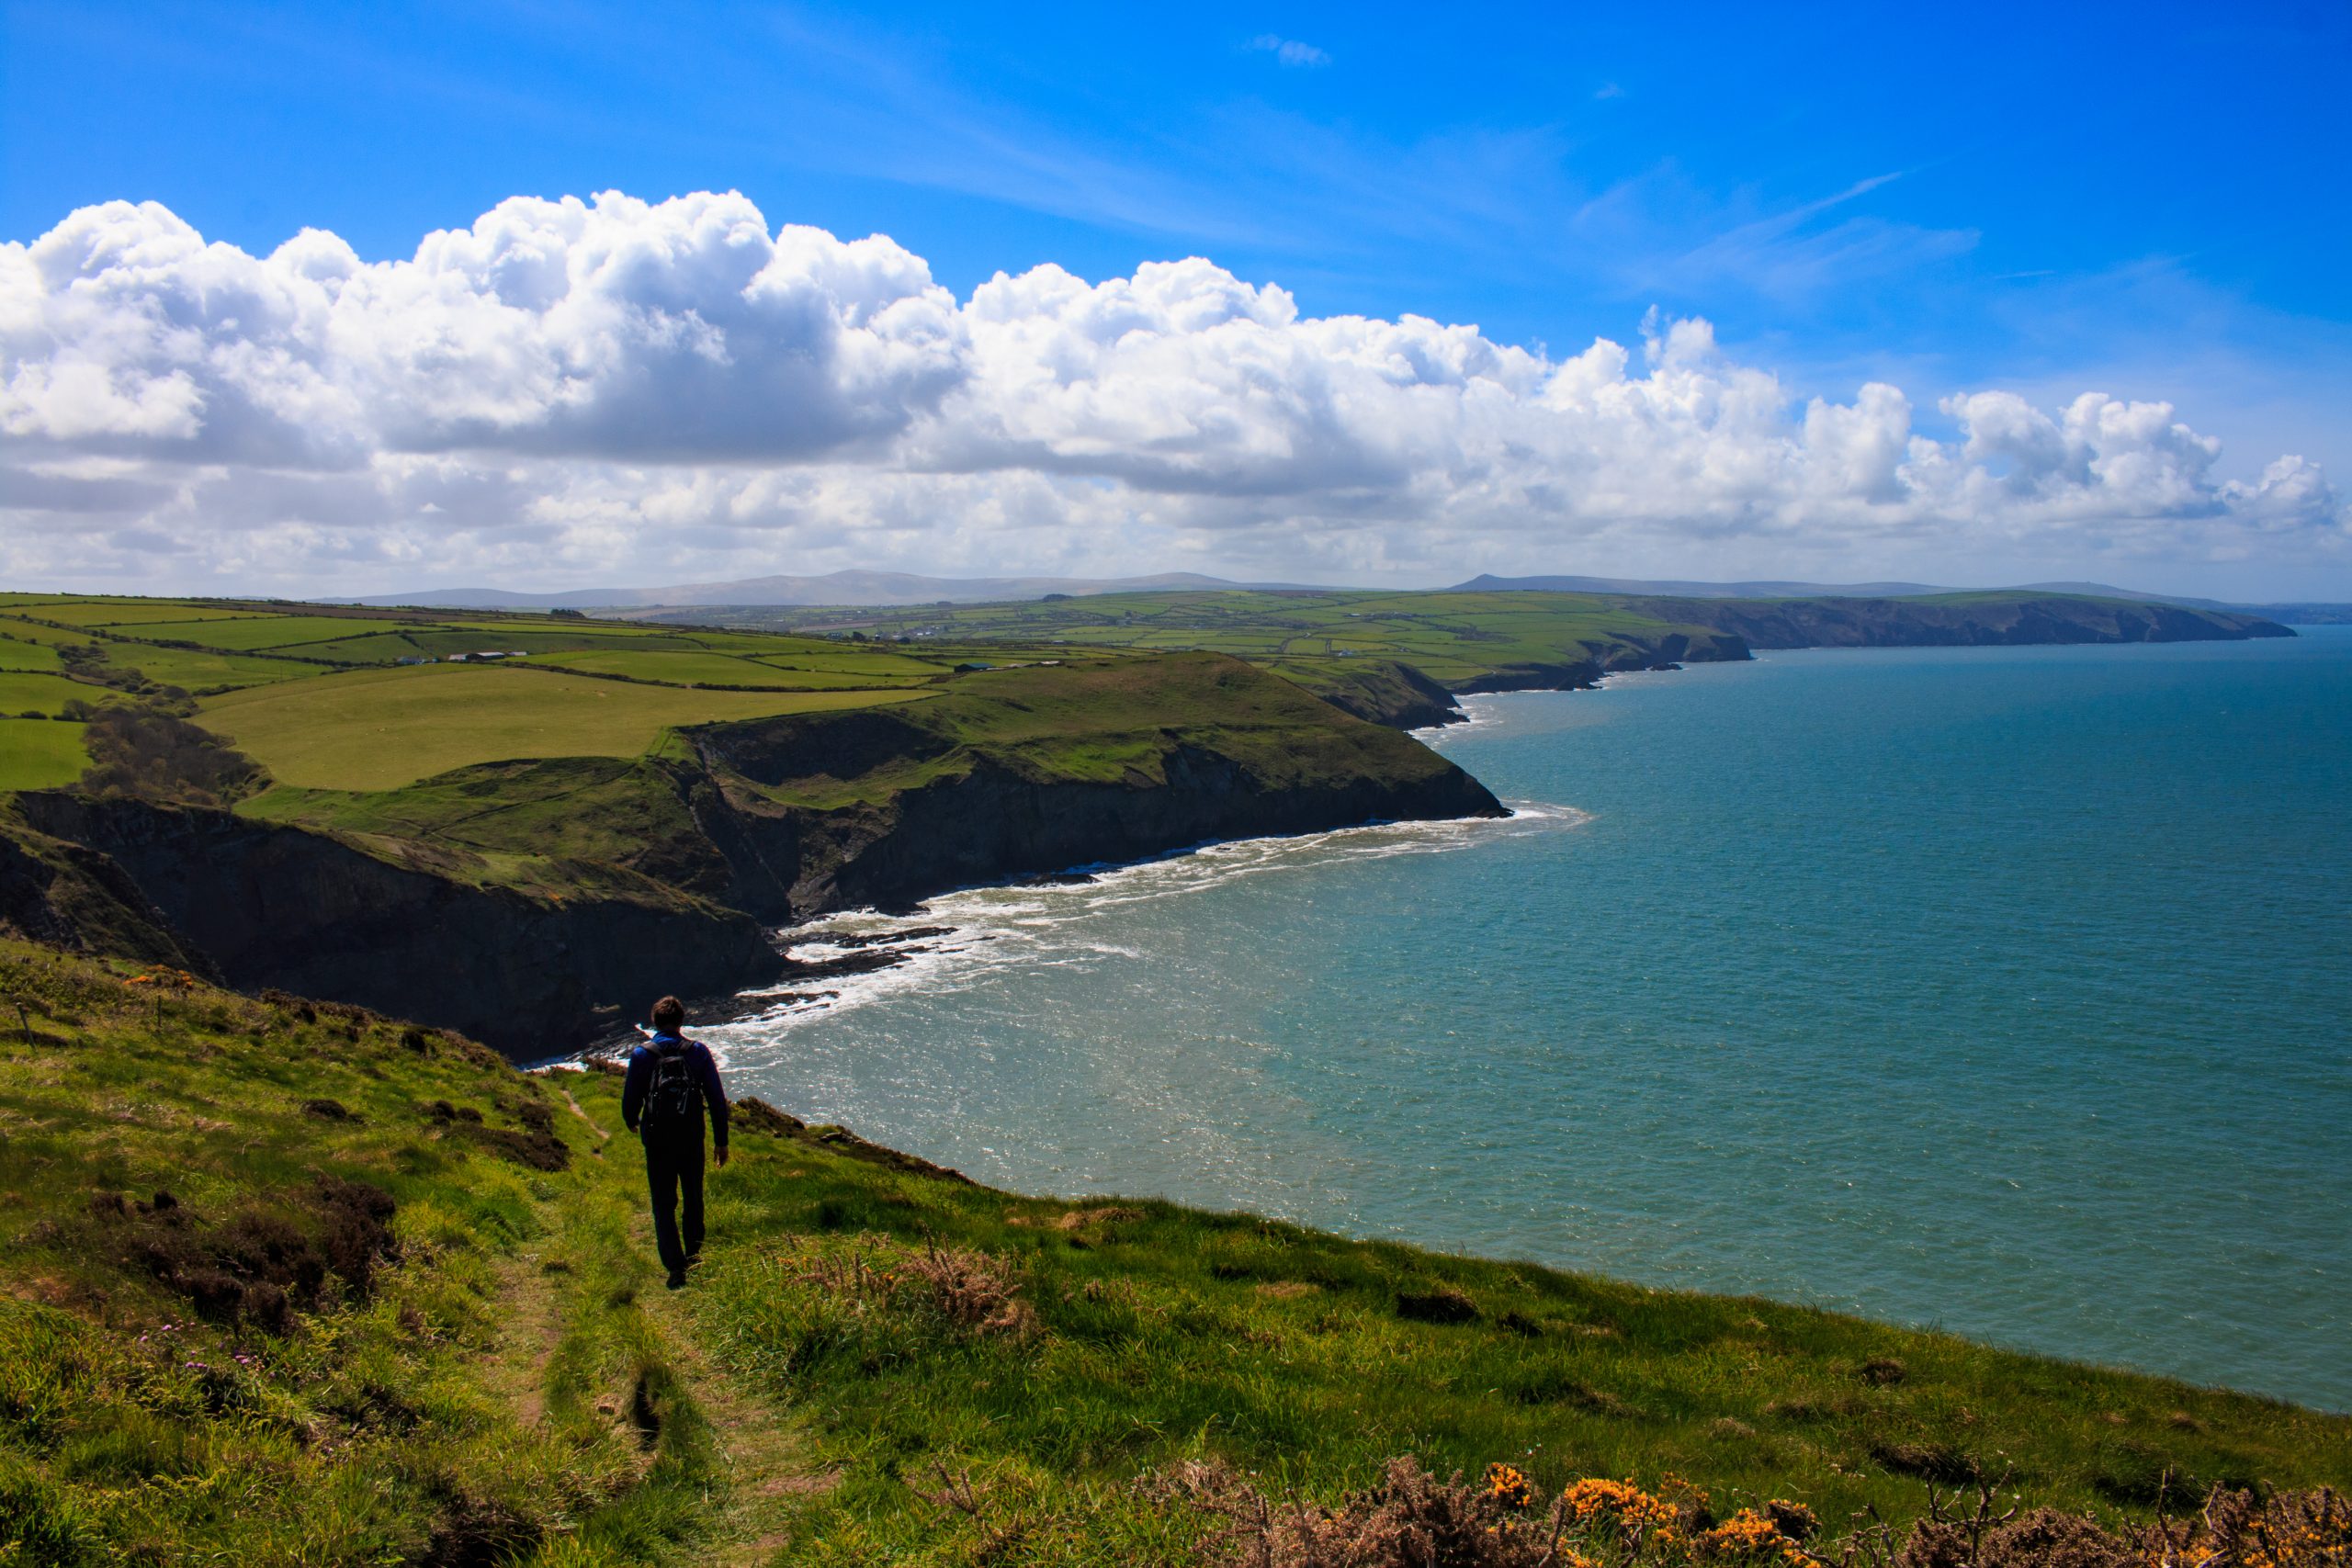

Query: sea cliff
[1616,592,2293,649]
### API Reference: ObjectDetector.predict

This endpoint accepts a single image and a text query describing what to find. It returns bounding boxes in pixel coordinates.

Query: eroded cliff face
[1618,595,2292,649]
[711,744,1503,914]
[1447,629,1752,696]
[13,794,778,1056]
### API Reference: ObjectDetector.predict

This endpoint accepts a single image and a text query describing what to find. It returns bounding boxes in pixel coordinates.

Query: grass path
[540,1071,826,1566]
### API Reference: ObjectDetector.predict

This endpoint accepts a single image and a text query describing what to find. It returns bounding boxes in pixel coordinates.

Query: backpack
[643,1039,704,1134]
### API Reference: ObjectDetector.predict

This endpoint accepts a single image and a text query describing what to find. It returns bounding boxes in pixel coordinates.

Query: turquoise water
[710,629,2352,1410]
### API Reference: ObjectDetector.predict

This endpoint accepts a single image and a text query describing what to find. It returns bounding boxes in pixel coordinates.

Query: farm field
[81,643,321,692]
[112,614,400,650]
[0,594,1025,795]
[0,671,96,716]
[629,587,1735,689]
[195,662,937,790]
[0,637,63,672]
[531,648,934,688]
[0,717,90,788]
[35,601,282,626]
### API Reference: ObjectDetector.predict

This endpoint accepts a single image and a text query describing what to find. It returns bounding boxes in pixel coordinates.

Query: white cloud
[1248,35,1331,68]
[1,192,2345,594]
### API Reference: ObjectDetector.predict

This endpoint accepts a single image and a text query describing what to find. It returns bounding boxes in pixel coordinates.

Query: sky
[3,0,2349,600]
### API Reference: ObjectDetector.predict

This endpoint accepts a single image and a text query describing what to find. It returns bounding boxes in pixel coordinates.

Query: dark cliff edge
[1614,593,2294,649]
[1446,628,1753,699]
[9,794,778,1054]
[5,654,1500,1056]
[1289,659,1473,729]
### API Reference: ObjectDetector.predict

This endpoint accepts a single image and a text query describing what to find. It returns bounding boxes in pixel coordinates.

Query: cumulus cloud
[0,191,2344,592]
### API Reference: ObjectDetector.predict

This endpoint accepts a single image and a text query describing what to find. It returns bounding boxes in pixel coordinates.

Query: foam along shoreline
[664,802,1586,1071]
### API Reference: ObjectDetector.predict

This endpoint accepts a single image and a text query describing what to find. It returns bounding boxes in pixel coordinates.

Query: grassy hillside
[233,652,1489,909]
[3,939,2344,1565]
[627,587,2290,707]
[198,664,934,792]
[0,720,90,791]
[634,589,1742,698]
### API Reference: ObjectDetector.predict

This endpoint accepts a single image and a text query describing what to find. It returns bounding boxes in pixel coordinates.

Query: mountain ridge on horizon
[328,566,2312,613]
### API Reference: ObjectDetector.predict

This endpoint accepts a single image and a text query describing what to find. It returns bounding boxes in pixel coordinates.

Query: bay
[709,627,2352,1410]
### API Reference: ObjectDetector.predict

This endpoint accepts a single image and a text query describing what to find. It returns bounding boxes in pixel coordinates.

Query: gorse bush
[1148,1461,2349,1568]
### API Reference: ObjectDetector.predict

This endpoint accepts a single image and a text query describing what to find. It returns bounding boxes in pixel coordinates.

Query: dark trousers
[643,1135,705,1276]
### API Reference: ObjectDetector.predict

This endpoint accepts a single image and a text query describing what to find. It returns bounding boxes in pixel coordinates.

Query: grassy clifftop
[631,588,1753,709]
[4,940,2344,1564]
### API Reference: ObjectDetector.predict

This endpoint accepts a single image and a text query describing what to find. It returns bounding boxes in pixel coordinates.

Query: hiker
[620,995,729,1290]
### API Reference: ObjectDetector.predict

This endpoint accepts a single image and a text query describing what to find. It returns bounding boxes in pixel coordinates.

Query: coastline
[594,799,1576,1066]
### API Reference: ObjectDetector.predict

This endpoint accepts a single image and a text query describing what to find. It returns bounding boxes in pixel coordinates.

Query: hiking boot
[665,1269,686,1291]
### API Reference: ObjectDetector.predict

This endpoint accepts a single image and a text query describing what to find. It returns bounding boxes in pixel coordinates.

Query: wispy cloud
[1247,34,1330,68]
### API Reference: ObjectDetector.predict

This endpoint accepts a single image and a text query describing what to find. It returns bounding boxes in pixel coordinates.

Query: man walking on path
[621,995,729,1290]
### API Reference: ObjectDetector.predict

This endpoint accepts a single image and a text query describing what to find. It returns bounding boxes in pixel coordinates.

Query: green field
[635,588,1736,692]
[0,717,91,788]
[0,617,110,646]
[0,597,1023,798]
[195,663,937,790]
[74,642,321,693]
[0,637,65,672]
[107,613,390,649]
[39,602,281,627]
[0,940,2342,1566]
[0,670,98,717]
[531,648,937,689]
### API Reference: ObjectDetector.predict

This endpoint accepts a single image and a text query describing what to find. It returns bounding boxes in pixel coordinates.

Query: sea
[703,627,2352,1412]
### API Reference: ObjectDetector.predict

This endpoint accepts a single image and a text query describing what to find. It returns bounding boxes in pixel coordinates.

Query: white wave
[696,805,1586,1066]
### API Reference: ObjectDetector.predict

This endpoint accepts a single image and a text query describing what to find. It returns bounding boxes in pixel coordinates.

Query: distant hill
[337,570,1297,610]
[1450,572,2237,608]
[2234,603,2352,625]
[339,569,2335,618]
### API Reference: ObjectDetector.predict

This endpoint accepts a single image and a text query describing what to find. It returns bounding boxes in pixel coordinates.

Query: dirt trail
[640,1277,833,1565]
[477,1084,824,1562]
[562,1083,613,1142]
[481,1246,566,1431]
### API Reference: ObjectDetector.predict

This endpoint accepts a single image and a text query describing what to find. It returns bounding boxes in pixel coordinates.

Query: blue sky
[4,0,2349,596]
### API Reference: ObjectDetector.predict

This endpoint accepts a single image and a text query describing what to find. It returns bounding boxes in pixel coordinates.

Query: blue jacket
[620,1033,729,1147]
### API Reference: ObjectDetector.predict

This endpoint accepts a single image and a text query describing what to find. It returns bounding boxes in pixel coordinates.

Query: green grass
[239,756,716,885]
[103,614,382,650]
[0,616,107,647]
[0,939,794,1565]
[632,588,1737,700]
[0,671,99,717]
[36,601,279,627]
[1,939,2342,1567]
[0,718,89,788]
[698,651,1464,814]
[0,637,65,673]
[195,663,937,791]
[532,649,938,689]
[73,643,320,693]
